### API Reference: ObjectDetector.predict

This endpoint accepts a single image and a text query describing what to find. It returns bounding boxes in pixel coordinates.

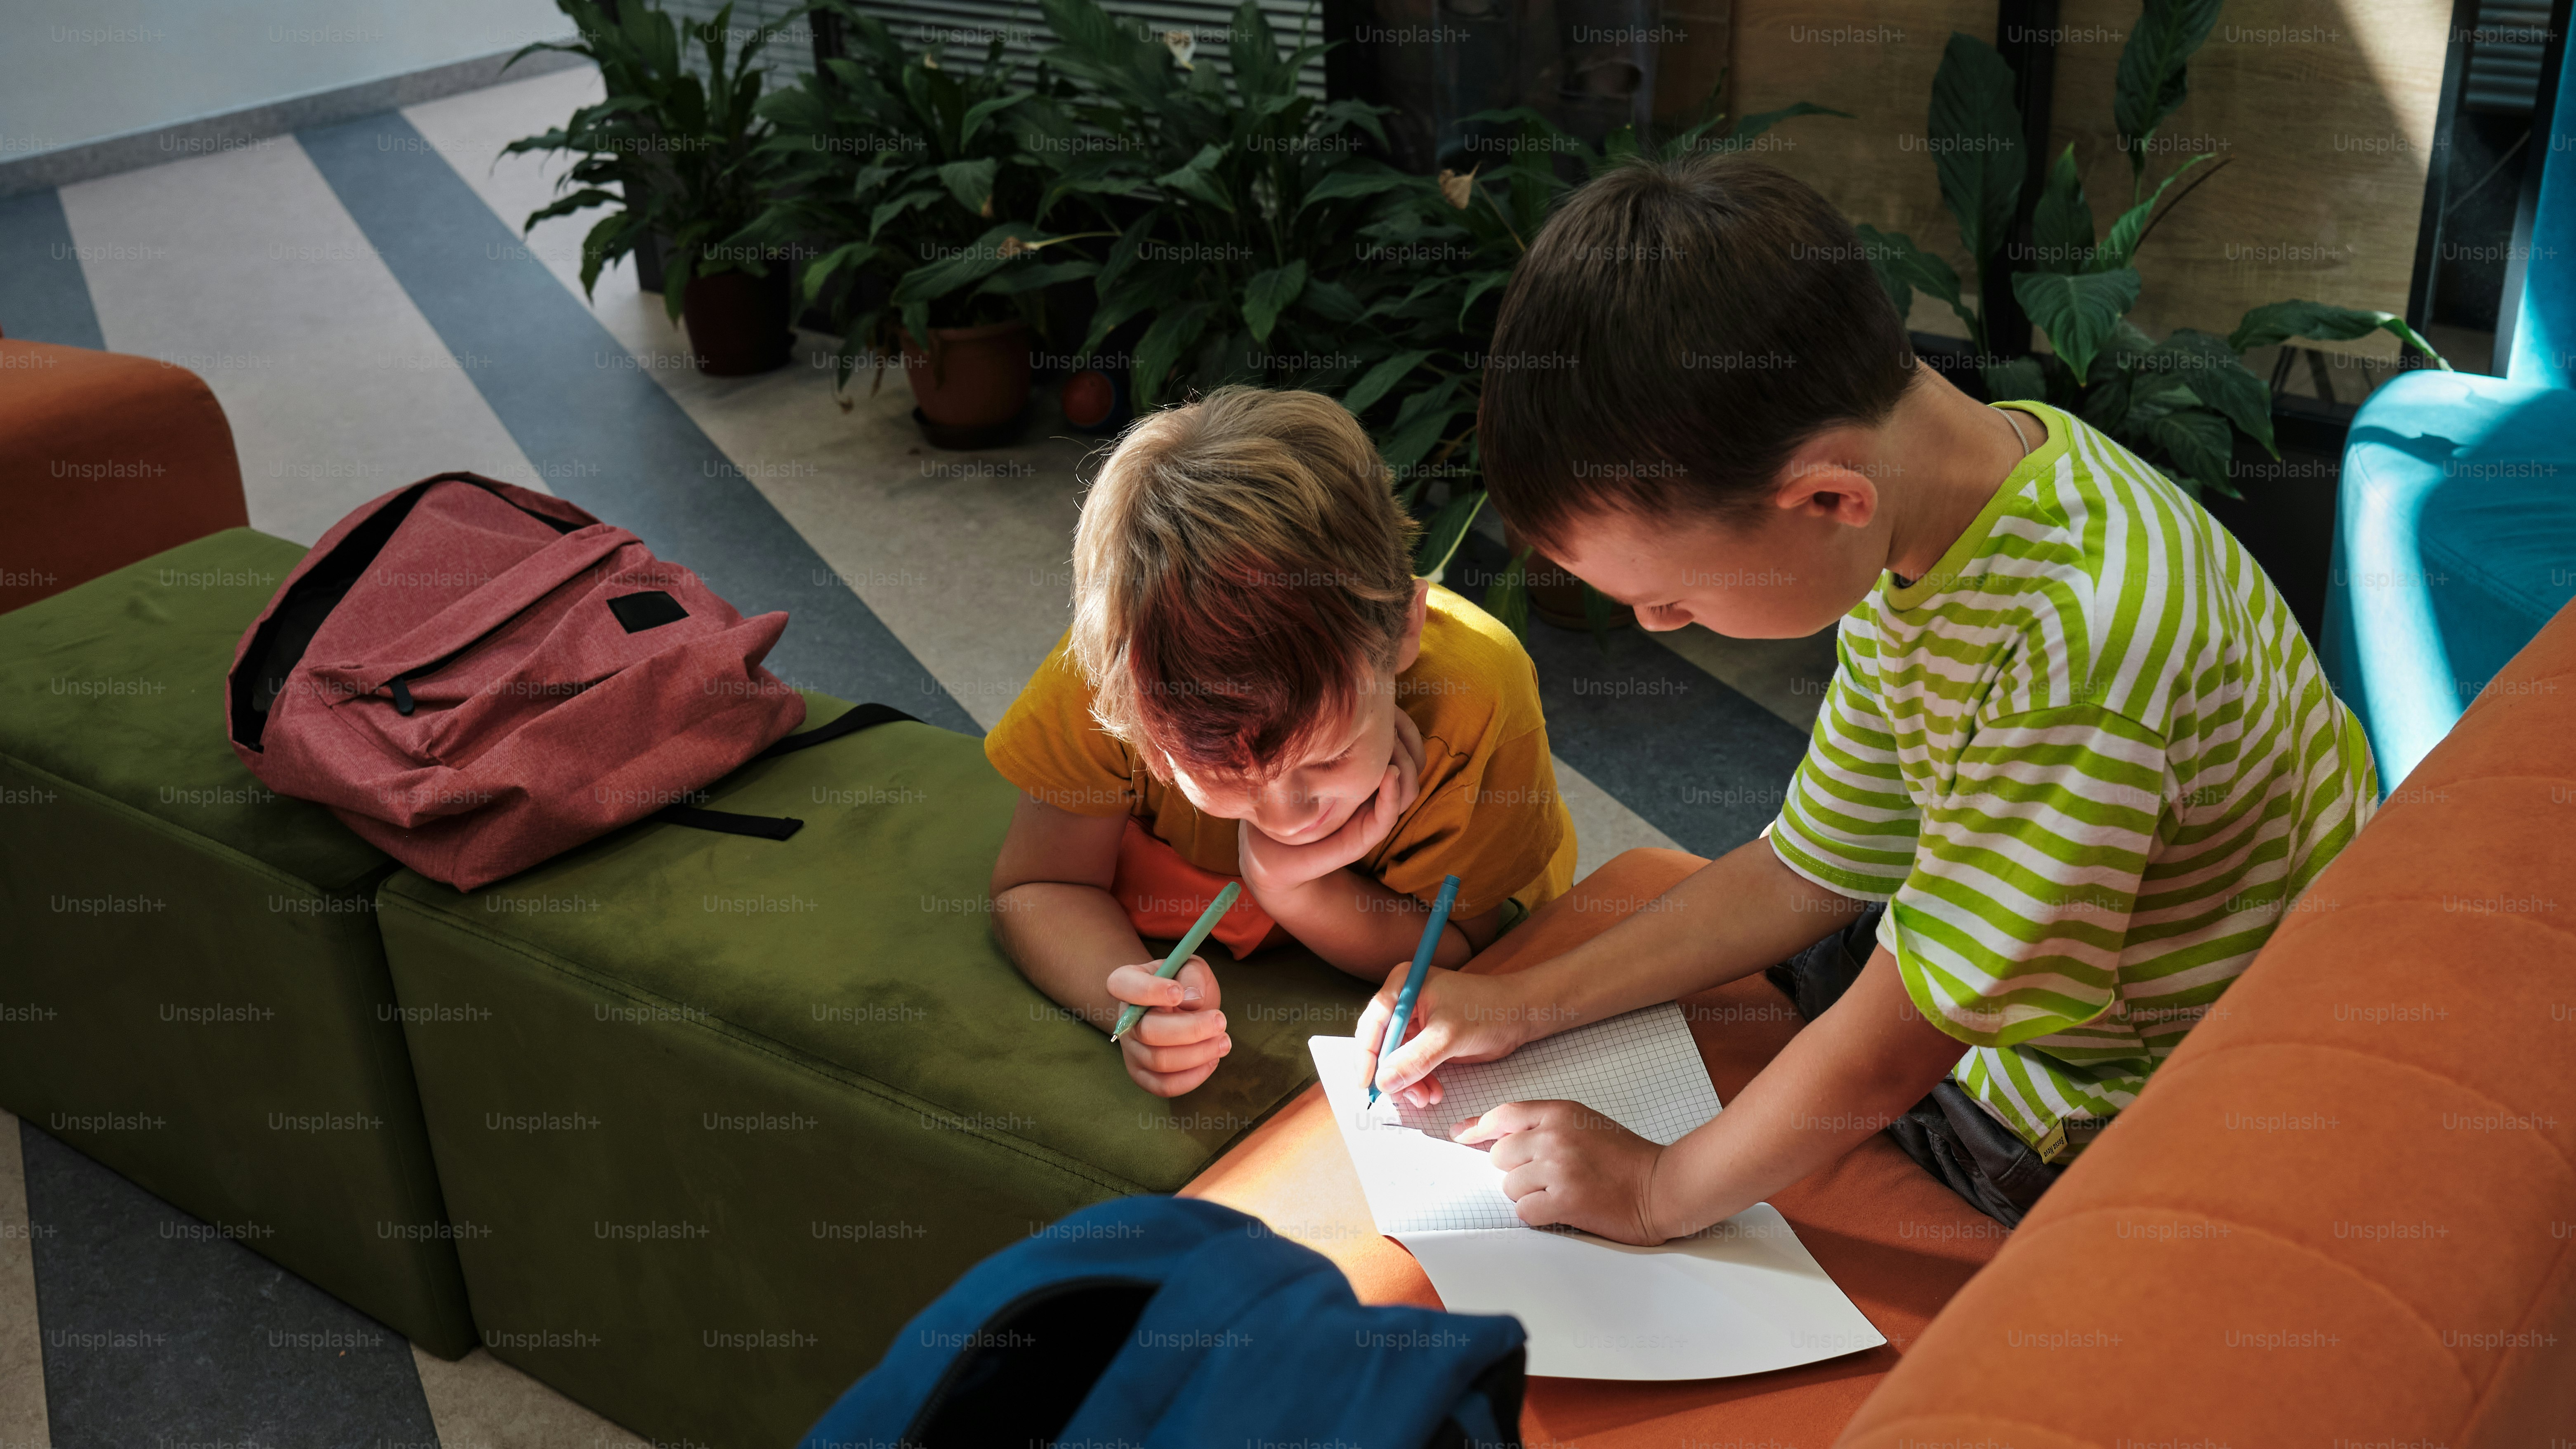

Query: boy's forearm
[1513,835,1873,1029]
[992,882,1155,1033]
[1251,868,1483,979]
[1645,944,1965,1237]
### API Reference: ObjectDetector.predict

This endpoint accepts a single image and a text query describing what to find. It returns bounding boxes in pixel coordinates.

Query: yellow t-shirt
[985,585,1578,921]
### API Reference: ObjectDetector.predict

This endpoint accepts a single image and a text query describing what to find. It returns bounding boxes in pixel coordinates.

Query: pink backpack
[226,473,887,890]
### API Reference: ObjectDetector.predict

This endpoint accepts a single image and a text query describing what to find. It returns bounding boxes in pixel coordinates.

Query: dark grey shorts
[1763,901,2060,1227]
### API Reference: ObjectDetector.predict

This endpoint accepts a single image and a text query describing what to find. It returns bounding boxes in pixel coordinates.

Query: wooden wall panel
[2049,0,2448,359]
[1689,0,2451,360]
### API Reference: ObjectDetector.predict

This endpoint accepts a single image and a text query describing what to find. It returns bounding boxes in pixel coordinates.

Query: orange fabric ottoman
[0,338,248,613]
[1836,598,2576,1449]
[1183,848,2005,1446]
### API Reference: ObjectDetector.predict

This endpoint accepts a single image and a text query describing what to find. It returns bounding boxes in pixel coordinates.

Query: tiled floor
[0,61,1839,1446]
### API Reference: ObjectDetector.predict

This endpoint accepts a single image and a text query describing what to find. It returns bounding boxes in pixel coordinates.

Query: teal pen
[1369,873,1462,1108]
[1109,881,1242,1044]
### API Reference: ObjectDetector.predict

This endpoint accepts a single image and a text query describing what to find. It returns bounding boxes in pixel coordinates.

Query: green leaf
[2149,406,2236,498]
[1132,299,1215,408]
[1456,270,1512,329]
[1378,411,1467,474]
[1982,356,2049,402]
[2030,144,2095,274]
[2091,152,2216,271]
[1927,33,2024,275]
[2227,301,2453,370]
[1723,101,1853,146]
[891,222,1047,304]
[1241,260,1308,344]
[2114,0,2225,177]
[1581,582,1619,654]
[1484,547,1533,644]
[972,257,1101,297]
[1412,490,1485,581]
[957,93,1024,149]
[1156,142,1236,213]
[2155,328,2276,455]
[1303,277,1365,326]
[1227,0,1288,99]
[1295,165,1414,213]
[1094,211,1158,297]
[1852,224,1971,337]
[937,157,997,213]
[1343,350,1433,416]
[2013,267,2143,383]
[870,189,946,240]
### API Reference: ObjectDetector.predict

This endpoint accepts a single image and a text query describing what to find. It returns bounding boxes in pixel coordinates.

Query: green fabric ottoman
[0,527,477,1357]
[375,696,1376,1448]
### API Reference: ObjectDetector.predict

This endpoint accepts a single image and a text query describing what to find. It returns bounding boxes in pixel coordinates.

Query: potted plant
[742,1,1102,444]
[1027,0,1422,411]
[1851,7,2449,503]
[505,0,799,375]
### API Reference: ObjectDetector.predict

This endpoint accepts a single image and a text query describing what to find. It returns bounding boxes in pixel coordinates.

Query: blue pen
[1369,873,1462,1108]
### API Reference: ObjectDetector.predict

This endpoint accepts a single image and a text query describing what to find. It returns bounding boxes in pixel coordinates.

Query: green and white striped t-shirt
[1768,401,2380,1160]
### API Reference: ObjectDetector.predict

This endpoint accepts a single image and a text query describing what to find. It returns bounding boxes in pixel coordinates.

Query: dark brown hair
[1478,153,1915,548]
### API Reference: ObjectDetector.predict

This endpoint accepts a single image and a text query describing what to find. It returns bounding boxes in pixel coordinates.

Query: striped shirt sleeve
[1768,614,1921,900]
[1880,703,2168,1050]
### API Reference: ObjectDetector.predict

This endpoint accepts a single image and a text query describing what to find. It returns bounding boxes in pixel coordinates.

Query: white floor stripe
[408,1344,653,1449]
[54,137,546,547]
[0,1110,50,1449]
[1554,753,1682,878]
[403,66,1105,729]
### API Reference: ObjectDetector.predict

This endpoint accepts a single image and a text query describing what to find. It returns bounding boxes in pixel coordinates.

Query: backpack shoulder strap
[649,702,922,840]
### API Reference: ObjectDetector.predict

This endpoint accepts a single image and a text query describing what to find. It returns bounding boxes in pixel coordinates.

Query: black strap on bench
[649,702,920,841]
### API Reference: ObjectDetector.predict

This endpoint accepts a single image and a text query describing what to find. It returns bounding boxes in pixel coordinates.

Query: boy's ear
[1393,576,1430,673]
[1774,425,1885,530]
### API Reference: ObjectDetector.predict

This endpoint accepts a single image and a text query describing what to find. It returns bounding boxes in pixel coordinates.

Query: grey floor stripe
[20,1120,440,1449]
[0,189,106,349]
[293,110,977,735]
[1453,531,1814,859]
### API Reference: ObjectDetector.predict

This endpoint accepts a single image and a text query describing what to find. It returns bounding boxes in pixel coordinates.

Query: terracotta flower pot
[680,266,794,376]
[901,319,1033,431]
[1503,522,1635,632]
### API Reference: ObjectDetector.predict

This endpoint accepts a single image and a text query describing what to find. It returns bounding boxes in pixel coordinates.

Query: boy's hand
[1236,711,1425,894]
[1353,965,1536,1108]
[1106,957,1230,1097]
[1453,1100,1669,1246]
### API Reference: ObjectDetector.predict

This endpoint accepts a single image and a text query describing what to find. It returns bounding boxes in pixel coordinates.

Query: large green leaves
[1412,490,1485,581]
[1928,33,2025,276]
[2149,408,2235,498]
[1132,300,1216,408]
[1241,261,1307,343]
[2154,329,2275,455]
[1852,223,1970,335]
[2091,152,2218,271]
[2113,0,2225,178]
[2229,301,2453,368]
[2013,267,2143,383]
[2030,145,2095,274]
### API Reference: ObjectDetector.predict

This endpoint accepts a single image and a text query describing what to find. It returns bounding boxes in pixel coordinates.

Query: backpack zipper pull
[389,678,415,716]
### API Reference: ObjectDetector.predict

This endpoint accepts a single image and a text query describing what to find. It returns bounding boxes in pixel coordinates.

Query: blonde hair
[1068,386,1422,778]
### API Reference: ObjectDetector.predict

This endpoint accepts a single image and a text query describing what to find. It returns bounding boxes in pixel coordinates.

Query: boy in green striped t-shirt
[1352,154,2379,1237]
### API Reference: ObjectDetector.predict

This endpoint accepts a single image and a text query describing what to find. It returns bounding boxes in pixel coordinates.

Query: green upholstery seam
[0,750,389,904]
[371,885,1157,1201]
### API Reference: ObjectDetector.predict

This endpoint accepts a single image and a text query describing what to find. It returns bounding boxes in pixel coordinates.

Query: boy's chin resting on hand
[1453,1101,1671,1246]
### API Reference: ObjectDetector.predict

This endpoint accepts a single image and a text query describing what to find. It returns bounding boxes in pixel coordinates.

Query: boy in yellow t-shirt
[986,386,1577,1097]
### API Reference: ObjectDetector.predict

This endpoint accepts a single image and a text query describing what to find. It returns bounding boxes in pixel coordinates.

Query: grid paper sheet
[1309,1004,1722,1234]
